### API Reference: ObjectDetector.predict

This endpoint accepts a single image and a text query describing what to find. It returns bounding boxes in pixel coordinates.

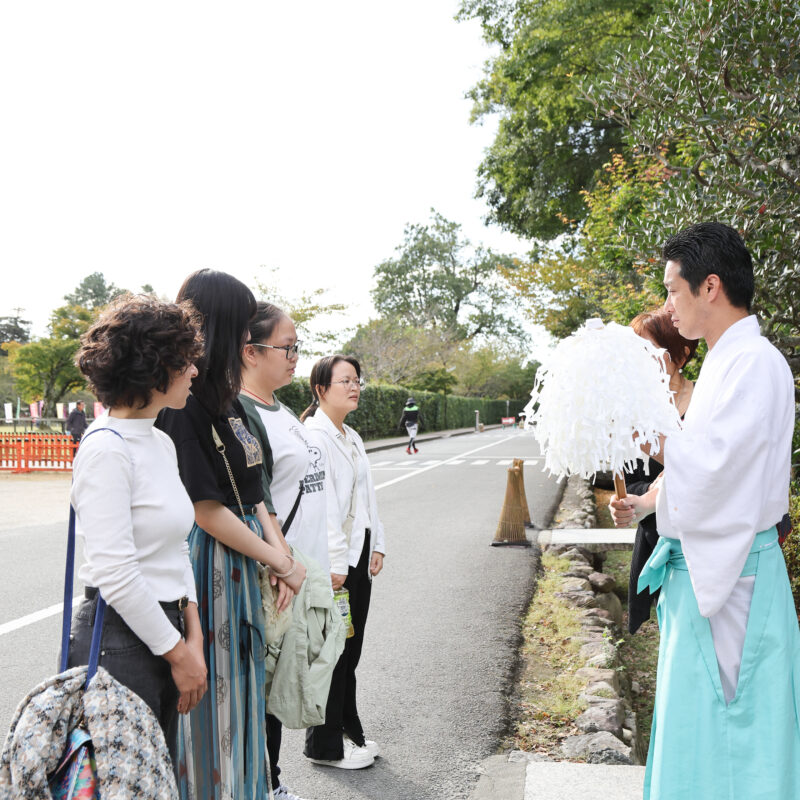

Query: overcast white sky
[1,2,549,369]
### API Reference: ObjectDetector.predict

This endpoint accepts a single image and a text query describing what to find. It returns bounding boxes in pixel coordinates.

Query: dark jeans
[66,592,182,772]
[305,536,372,760]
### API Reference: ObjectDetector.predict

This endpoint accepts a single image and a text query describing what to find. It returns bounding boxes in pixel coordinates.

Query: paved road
[0,429,563,799]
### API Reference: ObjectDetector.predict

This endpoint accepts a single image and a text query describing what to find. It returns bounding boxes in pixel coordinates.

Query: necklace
[241,386,276,407]
[669,374,692,415]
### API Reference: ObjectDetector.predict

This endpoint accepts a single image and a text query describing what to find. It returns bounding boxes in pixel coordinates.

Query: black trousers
[305,535,372,759]
[67,592,182,772]
[267,712,283,790]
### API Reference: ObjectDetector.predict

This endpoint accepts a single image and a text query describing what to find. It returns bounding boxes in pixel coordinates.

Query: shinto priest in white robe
[639,315,800,799]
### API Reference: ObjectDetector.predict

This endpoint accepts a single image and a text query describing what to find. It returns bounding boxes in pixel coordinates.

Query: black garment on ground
[305,534,373,760]
[626,456,664,634]
[156,394,264,507]
[66,408,87,441]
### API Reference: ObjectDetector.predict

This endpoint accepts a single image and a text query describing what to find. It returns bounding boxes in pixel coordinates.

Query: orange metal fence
[0,434,78,472]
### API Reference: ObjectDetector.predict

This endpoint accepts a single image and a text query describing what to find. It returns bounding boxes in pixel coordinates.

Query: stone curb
[543,477,644,766]
[468,475,643,800]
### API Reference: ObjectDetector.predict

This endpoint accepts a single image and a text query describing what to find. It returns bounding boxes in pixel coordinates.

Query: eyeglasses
[331,377,366,390]
[251,341,302,359]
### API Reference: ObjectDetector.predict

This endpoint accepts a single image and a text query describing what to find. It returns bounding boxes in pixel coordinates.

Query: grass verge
[502,552,588,756]
[507,488,661,757]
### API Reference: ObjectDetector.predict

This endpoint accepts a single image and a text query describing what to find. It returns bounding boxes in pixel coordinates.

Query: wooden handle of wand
[613,473,627,500]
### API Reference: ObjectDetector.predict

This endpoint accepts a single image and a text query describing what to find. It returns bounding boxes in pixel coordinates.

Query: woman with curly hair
[156,270,306,800]
[69,293,209,772]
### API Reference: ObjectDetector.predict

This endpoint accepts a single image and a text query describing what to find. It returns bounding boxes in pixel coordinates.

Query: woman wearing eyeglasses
[299,355,386,770]
[238,302,330,800]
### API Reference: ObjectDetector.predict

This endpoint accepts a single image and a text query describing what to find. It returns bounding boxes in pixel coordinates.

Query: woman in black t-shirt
[157,269,306,800]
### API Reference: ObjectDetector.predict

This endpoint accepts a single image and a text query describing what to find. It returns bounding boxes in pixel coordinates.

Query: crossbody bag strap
[211,422,247,521]
[281,481,304,535]
[60,426,126,688]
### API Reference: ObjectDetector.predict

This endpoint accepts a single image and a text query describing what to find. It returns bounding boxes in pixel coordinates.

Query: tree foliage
[345,317,536,400]
[453,344,539,399]
[0,315,32,353]
[344,318,460,387]
[63,272,125,310]
[588,0,800,378]
[7,272,123,410]
[9,338,84,415]
[458,0,655,240]
[502,151,669,337]
[254,265,349,356]
[371,210,523,341]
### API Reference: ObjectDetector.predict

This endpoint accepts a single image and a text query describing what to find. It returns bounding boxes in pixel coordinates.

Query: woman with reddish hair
[624,309,698,633]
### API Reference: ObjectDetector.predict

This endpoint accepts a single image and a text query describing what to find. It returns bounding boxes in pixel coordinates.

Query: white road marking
[0,597,82,637]
[3,433,525,636]
[370,457,542,469]
[374,435,517,491]
[470,459,489,465]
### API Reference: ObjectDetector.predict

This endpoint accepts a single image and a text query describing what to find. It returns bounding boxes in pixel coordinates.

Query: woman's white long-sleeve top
[70,414,197,655]
[303,408,386,575]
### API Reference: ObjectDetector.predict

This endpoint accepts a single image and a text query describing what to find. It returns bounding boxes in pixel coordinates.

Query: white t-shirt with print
[252,400,329,572]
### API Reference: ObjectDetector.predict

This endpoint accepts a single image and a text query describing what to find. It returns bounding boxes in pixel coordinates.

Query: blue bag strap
[59,426,124,689]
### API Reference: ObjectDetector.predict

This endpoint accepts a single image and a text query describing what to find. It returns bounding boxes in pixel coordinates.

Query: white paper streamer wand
[528,318,681,499]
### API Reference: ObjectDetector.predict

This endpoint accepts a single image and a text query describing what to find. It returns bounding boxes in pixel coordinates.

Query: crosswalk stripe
[370,456,542,468]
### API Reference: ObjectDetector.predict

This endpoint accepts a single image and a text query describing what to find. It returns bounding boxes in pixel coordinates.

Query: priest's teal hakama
[639,529,800,800]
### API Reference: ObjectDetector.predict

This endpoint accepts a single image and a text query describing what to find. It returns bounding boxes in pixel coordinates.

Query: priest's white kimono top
[655,315,794,618]
[642,314,799,800]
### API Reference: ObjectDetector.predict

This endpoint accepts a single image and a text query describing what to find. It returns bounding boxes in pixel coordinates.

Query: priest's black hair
[662,222,754,312]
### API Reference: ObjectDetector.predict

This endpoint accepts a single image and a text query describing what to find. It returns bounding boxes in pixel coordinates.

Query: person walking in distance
[398,397,421,454]
[610,222,800,799]
[66,400,88,444]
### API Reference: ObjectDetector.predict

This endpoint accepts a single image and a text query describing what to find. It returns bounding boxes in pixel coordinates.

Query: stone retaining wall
[543,476,645,765]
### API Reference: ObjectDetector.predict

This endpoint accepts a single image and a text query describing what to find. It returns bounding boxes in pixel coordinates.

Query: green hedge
[784,410,800,616]
[276,378,525,441]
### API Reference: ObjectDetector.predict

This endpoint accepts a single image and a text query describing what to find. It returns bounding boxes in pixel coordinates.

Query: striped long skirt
[176,515,270,800]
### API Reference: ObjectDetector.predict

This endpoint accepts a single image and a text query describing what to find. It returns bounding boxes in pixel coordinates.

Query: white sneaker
[345,734,380,759]
[273,786,310,800]
[307,737,374,770]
